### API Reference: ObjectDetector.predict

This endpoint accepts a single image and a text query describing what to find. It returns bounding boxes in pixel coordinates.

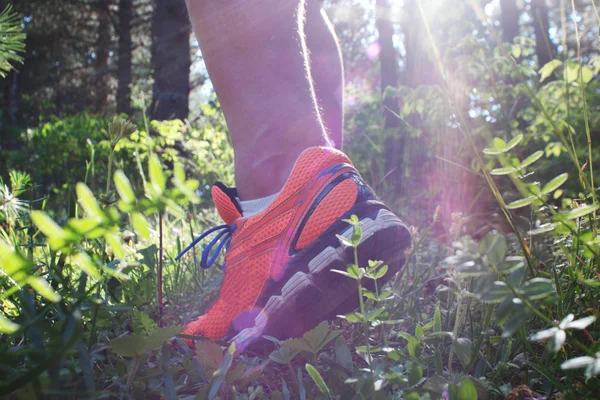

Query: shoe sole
[229,203,411,352]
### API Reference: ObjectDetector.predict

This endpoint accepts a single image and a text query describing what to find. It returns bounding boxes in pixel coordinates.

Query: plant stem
[465,303,494,371]
[447,288,463,378]
[354,245,372,369]
[158,212,164,327]
[106,149,114,195]
[570,0,598,237]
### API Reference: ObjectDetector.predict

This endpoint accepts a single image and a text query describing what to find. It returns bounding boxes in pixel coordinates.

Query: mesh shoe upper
[181,147,365,341]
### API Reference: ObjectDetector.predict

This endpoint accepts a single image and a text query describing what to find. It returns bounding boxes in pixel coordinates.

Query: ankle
[235,152,296,200]
[235,145,330,200]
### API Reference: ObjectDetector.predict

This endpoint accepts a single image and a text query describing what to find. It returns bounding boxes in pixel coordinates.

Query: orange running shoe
[177,147,411,351]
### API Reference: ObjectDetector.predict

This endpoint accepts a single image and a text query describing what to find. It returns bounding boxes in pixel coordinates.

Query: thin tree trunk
[376,0,400,130]
[376,0,404,193]
[500,0,519,43]
[95,0,111,113]
[151,0,190,121]
[117,0,133,114]
[8,71,18,126]
[531,0,554,68]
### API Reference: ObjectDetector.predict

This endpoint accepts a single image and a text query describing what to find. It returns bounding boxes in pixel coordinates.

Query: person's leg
[304,4,344,149]
[180,0,410,350]
[185,0,332,200]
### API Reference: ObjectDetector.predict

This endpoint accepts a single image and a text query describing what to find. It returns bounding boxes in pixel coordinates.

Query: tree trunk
[376,0,404,194]
[531,0,554,68]
[95,0,111,113]
[151,0,190,121]
[376,0,400,131]
[117,0,133,114]
[500,0,519,43]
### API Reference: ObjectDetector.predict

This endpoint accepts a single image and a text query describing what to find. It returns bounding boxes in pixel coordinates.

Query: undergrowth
[2,1,600,399]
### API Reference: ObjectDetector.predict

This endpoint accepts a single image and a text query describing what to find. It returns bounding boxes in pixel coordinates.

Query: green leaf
[582,66,594,84]
[528,223,555,235]
[539,59,562,82]
[423,331,455,347]
[27,276,61,303]
[269,346,297,365]
[541,173,568,195]
[505,134,523,151]
[490,167,517,175]
[565,204,599,220]
[497,256,525,274]
[564,61,579,83]
[506,196,536,209]
[104,233,125,259]
[519,150,544,169]
[351,225,362,246]
[366,307,386,322]
[76,183,106,222]
[520,278,554,300]
[404,392,420,400]
[0,313,19,334]
[297,368,306,400]
[422,376,449,396]
[196,340,224,374]
[483,147,506,155]
[452,337,473,368]
[479,281,511,303]
[303,321,329,350]
[399,332,420,359]
[228,361,268,387]
[434,304,442,333]
[109,326,182,357]
[408,362,423,386]
[208,351,233,400]
[299,321,342,353]
[109,335,144,357]
[30,211,74,249]
[370,264,388,280]
[282,338,313,356]
[305,364,330,395]
[415,324,424,340]
[114,170,136,203]
[457,377,478,400]
[334,336,353,372]
[484,135,521,155]
[131,212,150,241]
[342,312,364,323]
[336,234,354,248]
[71,252,102,281]
[493,137,506,149]
[344,263,361,279]
[511,43,521,59]
[65,218,103,238]
[480,231,506,266]
[149,153,166,192]
[30,211,66,240]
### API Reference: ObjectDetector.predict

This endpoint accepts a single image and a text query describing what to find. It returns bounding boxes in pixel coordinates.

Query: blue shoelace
[175,224,236,269]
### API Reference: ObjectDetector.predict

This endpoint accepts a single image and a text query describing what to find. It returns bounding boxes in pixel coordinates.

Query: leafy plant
[0,4,26,78]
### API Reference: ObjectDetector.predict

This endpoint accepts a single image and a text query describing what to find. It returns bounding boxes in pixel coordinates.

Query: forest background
[1,0,600,398]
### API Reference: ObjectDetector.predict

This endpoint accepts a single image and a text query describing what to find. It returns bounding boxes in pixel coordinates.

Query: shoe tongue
[212,182,243,225]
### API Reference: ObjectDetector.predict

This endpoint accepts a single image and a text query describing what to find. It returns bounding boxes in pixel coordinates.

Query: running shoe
[177,147,411,351]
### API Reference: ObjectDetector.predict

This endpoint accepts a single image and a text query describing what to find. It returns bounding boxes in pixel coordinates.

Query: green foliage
[2,1,600,398]
[0,4,26,78]
[1,110,233,211]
